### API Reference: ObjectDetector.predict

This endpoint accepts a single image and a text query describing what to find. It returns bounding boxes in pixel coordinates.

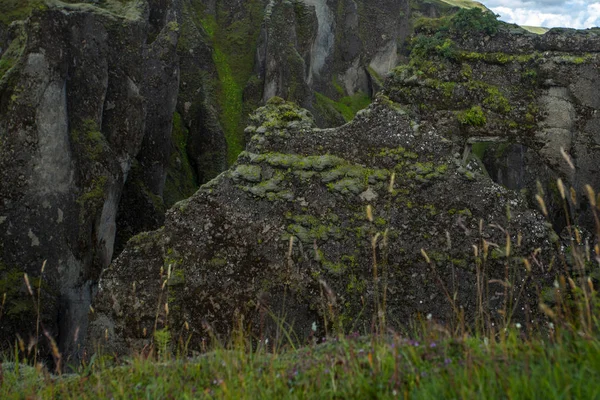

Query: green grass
[522,26,549,35]
[315,92,372,123]
[2,321,600,398]
[197,2,264,165]
[0,0,45,25]
[438,0,489,10]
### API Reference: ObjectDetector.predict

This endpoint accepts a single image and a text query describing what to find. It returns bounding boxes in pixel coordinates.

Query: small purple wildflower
[430,342,437,348]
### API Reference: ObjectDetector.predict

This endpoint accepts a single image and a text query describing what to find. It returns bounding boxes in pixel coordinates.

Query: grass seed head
[366,205,373,222]
[421,249,431,264]
[557,178,566,199]
[560,146,575,170]
[585,185,596,207]
[535,194,548,217]
[24,274,33,296]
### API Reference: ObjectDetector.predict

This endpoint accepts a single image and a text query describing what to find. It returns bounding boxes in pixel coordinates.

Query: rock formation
[87,92,555,355]
[0,0,598,362]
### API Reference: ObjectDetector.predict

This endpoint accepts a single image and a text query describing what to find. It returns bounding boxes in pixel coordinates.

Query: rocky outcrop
[192,0,416,162]
[386,13,600,231]
[87,95,553,356]
[0,0,422,360]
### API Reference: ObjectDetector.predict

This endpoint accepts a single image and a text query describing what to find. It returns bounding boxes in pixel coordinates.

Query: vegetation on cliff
[1,2,600,399]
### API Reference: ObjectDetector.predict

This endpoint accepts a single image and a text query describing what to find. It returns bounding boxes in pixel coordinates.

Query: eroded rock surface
[387,18,600,231]
[88,96,553,356]
[0,0,181,359]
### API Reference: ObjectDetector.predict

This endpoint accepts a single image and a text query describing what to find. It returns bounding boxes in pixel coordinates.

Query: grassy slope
[2,325,600,398]
[522,26,550,34]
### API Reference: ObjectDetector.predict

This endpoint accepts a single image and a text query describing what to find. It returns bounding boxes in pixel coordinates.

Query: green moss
[314,91,372,122]
[167,269,185,286]
[367,66,383,87]
[404,162,448,182]
[164,112,198,208]
[521,69,538,84]
[166,21,179,32]
[0,0,46,25]
[332,76,345,96]
[346,274,366,294]
[450,258,467,268]
[459,51,538,65]
[254,153,346,171]
[247,172,285,197]
[483,87,511,114]
[559,55,592,65]
[377,147,419,160]
[293,171,317,181]
[328,178,365,195]
[0,27,25,81]
[71,120,107,161]
[197,1,264,164]
[232,164,262,182]
[411,35,458,61]
[457,106,487,126]
[212,48,244,164]
[320,257,347,274]
[284,213,343,244]
[460,63,473,80]
[0,57,17,81]
[77,175,108,209]
[471,142,489,159]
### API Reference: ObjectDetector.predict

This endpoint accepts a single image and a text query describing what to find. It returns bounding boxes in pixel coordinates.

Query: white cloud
[481,0,600,28]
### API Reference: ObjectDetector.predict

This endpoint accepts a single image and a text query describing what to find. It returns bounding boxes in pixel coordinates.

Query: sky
[481,0,600,29]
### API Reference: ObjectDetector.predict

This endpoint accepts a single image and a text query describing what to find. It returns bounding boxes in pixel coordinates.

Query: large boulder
[87,95,553,356]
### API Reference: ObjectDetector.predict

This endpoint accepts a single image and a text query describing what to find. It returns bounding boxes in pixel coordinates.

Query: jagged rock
[87,96,553,356]
[386,16,600,230]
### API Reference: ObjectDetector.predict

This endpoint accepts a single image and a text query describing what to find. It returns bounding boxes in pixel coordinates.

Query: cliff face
[188,0,412,162]
[0,0,418,359]
[254,0,411,127]
[387,16,600,231]
[1,0,599,361]
[0,0,182,359]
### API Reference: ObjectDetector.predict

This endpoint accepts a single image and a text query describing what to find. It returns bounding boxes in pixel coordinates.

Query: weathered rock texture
[189,0,416,162]
[0,0,459,359]
[388,17,600,231]
[2,0,600,362]
[87,95,554,356]
[0,0,183,359]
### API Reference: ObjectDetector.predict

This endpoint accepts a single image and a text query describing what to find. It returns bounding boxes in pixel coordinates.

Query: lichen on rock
[88,94,554,356]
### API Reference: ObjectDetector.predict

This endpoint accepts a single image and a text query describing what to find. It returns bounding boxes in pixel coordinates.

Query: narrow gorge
[0,0,599,364]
